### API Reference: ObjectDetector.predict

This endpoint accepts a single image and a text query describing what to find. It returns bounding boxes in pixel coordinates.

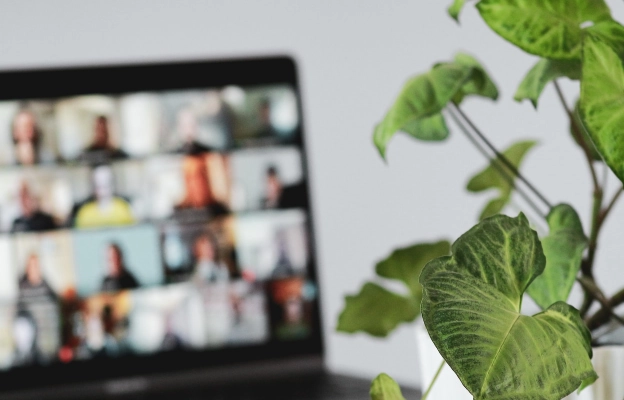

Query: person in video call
[18,253,57,304]
[12,309,40,366]
[101,243,139,291]
[176,155,216,209]
[80,116,128,163]
[175,107,215,155]
[16,253,60,364]
[271,229,296,278]
[11,181,58,233]
[192,231,229,283]
[261,165,307,210]
[255,98,279,138]
[12,109,41,165]
[73,164,135,228]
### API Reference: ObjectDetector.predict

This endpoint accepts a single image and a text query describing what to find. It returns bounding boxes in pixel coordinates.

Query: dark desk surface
[113,372,421,400]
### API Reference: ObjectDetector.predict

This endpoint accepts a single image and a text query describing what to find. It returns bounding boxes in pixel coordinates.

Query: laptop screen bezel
[0,55,324,394]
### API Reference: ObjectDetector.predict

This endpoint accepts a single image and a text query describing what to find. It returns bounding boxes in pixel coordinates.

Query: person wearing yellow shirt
[74,165,135,229]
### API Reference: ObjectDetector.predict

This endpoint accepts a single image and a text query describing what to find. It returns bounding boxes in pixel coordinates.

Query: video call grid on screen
[0,63,320,381]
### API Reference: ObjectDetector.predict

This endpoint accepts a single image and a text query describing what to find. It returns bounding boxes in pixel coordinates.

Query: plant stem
[446,108,547,221]
[586,287,624,330]
[552,80,600,193]
[580,187,604,317]
[577,276,624,326]
[579,187,623,320]
[583,187,624,328]
[600,187,623,227]
[586,189,603,278]
[451,103,553,210]
[421,360,446,400]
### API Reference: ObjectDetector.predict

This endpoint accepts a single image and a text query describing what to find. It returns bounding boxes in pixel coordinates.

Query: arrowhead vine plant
[337,1,624,399]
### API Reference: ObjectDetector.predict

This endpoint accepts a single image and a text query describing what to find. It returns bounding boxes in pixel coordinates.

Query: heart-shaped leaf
[514,59,581,107]
[400,113,449,142]
[580,36,624,185]
[370,373,406,400]
[337,241,450,337]
[373,54,497,159]
[337,283,419,338]
[448,0,466,22]
[376,240,451,295]
[527,204,587,310]
[467,140,536,220]
[420,214,596,399]
[476,0,612,60]
[373,64,472,158]
[586,20,624,58]
[453,53,499,101]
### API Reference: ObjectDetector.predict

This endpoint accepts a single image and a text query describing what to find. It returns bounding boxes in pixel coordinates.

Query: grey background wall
[1,0,623,388]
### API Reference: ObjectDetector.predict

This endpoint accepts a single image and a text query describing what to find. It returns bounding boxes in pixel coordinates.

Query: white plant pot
[416,323,624,400]
[415,322,471,400]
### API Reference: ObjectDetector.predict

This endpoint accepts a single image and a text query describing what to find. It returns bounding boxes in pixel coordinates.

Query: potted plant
[337,1,624,399]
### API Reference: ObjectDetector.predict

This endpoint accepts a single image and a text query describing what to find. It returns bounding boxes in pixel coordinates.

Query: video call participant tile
[74,291,132,359]
[128,283,206,354]
[0,101,59,166]
[227,280,269,345]
[267,277,316,341]
[55,95,159,165]
[234,209,309,281]
[159,90,233,153]
[72,225,163,297]
[0,168,74,233]
[146,153,232,222]
[10,231,77,366]
[198,280,270,348]
[229,146,306,212]
[14,231,77,300]
[66,162,149,229]
[223,85,299,147]
[159,217,237,284]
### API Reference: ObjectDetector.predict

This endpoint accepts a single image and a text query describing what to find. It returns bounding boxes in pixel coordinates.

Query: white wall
[1,0,624,389]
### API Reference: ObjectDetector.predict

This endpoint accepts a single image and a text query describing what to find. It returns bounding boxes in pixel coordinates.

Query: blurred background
[1,0,624,388]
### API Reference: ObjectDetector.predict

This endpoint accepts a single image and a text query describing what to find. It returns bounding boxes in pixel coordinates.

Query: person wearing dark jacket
[11,181,57,233]
[79,116,128,163]
[100,243,139,292]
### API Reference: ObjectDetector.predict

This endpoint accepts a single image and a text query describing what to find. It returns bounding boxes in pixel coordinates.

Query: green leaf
[448,0,466,22]
[373,54,498,158]
[514,58,581,107]
[476,0,612,60]
[420,214,597,400]
[373,64,473,158]
[580,36,624,185]
[586,20,624,58]
[571,101,602,161]
[400,113,449,142]
[336,283,419,337]
[376,240,451,295]
[527,204,587,309]
[467,140,536,220]
[453,53,499,101]
[370,373,406,400]
[337,241,450,337]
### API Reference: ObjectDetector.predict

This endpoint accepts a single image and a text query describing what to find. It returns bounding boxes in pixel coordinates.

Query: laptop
[0,56,420,399]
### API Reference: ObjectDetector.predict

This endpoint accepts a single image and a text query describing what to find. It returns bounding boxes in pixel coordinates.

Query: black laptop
[0,57,419,399]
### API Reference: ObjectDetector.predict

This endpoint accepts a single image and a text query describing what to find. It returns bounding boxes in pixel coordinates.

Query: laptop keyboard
[113,373,420,400]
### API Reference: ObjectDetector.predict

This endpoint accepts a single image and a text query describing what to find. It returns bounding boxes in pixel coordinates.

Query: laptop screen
[0,57,322,394]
